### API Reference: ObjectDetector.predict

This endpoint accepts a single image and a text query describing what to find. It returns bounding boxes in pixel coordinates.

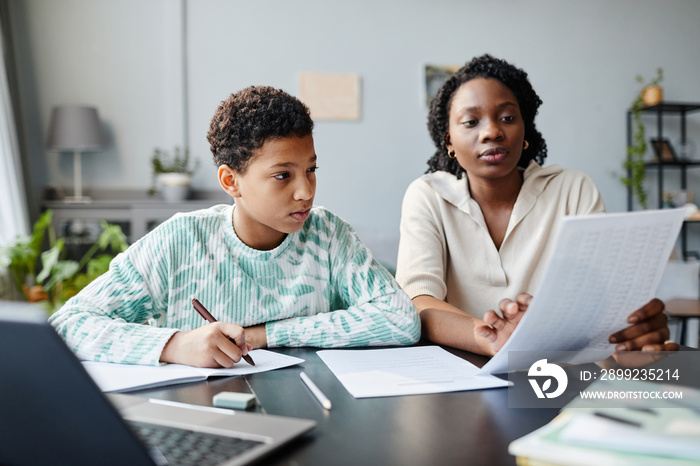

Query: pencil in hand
[191,298,255,366]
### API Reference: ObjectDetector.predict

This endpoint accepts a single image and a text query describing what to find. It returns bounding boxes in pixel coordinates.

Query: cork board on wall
[298,72,361,121]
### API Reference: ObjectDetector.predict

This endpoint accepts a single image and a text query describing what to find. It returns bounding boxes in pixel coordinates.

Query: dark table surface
[132,344,700,465]
[134,345,566,466]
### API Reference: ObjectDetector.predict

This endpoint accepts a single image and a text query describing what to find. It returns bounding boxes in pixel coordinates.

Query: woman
[395,54,676,356]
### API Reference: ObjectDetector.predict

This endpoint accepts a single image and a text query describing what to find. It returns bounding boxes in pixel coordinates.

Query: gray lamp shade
[47,106,106,150]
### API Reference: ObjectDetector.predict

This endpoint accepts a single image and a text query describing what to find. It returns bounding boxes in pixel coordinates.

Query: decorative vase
[642,85,663,107]
[158,173,191,202]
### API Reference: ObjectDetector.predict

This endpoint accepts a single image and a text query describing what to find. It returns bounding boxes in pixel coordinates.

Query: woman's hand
[160,322,252,367]
[608,298,679,352]
[474,293,530,356]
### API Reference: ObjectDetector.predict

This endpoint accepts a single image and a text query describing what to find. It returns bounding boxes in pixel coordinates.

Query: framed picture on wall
[424,65,460,107]
[651,138,678,162]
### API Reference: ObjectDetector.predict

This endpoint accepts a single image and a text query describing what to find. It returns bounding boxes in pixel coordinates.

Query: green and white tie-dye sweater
[49,204,420,365]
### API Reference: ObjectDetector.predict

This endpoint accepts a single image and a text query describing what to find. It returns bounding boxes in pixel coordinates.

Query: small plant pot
[22,284,48,303]
[158,173,191,202]
[642,85,663,106]
[161,185,190,202]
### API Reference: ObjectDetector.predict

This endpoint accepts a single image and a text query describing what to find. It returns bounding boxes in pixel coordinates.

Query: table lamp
[47,106,106,203]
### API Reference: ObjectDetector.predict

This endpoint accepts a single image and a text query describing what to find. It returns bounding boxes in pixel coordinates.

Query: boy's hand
[160,322,251,368]
[474,293,531,356]
[243,324,268,350]
[609,298,679,352]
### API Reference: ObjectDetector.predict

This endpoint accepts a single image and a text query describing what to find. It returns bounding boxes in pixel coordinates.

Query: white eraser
[212,392,256,410]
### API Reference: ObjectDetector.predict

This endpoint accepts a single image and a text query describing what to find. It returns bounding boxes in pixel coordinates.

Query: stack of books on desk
[509,380,700,466]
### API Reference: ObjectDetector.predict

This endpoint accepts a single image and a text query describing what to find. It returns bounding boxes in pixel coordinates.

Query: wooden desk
[134,347,560,466]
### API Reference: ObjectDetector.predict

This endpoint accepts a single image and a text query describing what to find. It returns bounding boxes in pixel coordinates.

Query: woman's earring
[523,140,529,150]
[448,150,456,159]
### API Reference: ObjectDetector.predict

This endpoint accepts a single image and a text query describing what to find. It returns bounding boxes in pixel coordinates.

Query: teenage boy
[50,86,420,367]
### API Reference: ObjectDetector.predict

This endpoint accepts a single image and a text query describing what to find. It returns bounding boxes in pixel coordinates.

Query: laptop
[0,302,316,466]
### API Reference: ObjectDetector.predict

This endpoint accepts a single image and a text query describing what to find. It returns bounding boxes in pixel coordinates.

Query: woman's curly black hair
[426,54,547,179]
[207,86,314,173]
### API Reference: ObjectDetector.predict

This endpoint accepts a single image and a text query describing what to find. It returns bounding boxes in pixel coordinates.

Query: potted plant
[621,68,663,210]
[148,146,199,202]
[0,210,128,312]
[641,68,664,107]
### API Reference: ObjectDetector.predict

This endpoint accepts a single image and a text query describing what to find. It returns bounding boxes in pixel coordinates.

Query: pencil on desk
[300,372,332,410]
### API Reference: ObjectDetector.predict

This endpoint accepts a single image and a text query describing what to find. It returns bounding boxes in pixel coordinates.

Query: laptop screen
[0,302,155,465]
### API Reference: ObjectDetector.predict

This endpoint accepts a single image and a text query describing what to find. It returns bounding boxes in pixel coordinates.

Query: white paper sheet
[317,346,509,398]
[83,349,304,392]
[480,208,685,375]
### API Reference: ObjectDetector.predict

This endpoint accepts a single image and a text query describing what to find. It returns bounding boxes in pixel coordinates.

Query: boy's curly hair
[426,54,547,179]
[207,86,314,173]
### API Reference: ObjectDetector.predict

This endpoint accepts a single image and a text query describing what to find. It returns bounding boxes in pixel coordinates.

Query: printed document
[480,208,685,375]
[83,349,304,392]
[317,346,509,398]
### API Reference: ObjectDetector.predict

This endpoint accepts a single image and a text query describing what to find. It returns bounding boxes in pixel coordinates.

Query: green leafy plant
[148,146,199,195]
[621,68,663,209]
[0,210,128,312]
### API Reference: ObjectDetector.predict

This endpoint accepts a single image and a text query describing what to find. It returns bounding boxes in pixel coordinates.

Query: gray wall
[9,1,700,244]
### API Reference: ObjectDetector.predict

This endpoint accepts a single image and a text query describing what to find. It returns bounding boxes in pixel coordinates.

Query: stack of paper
[509,380,700,465]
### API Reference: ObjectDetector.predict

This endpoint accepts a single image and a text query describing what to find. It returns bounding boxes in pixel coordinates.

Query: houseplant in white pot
[148,147,199,202]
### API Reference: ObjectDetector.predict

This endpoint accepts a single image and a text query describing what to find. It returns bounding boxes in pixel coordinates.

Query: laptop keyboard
[128,421,263,466]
